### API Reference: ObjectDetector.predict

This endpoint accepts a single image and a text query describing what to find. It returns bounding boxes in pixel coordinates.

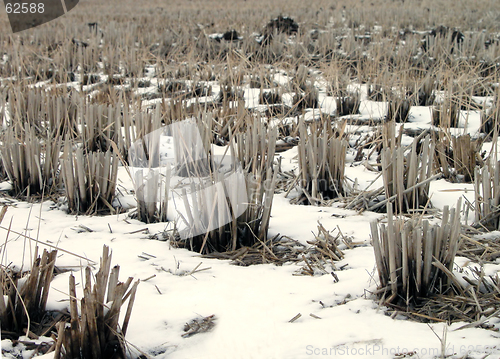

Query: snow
[2,65,500,359]
[2,155,500,358]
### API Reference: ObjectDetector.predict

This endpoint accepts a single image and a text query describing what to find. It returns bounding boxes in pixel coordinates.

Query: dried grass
[61,140,118,215]
[0,246,58,339]
[371,200,462,307]
[295,118,348,205]
[54,245,139,359]
[473,160,500,230]
[378,126,435,213]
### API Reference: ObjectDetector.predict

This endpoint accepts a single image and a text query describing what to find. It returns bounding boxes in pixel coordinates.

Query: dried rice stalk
[0,247,57,338]
[379,129,434,214]
[473,160,500,230]
[0,123,61,197]
[55,245,139,359]
[61,139,118,215]
[371,199,462,306]
[296,118,347,205]
[173,119,277,254]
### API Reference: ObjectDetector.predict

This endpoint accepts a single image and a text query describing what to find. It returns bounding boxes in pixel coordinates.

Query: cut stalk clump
[0,246,58,339]
[174,120,277,254]
[473,161,500,231]
[297,118,347,205]
[435,132,483,182]
[386,96,411,123]
[367,83,390,102]
[55,245,139,359]
[292,89,319,111]
[432,100,460,128]
[379,133,435,214]
[481,95,500,137]
[336,92,361,117]
[61,140,118,215]
[128,126,171,224]
[408,78,436,106]
[371,201,462,307]
[79,102,123,154]
[0,124,61,197]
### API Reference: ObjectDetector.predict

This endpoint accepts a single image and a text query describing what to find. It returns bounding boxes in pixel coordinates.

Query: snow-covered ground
[1,168,500,359]
[2,64,500,359]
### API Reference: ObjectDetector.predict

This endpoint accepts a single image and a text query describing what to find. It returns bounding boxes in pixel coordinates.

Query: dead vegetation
[379,126,435,214]
[54,246,139,359]
[0,246,58,340]
[295,118,348,205]
[0,0,500,352]
[371,202,461,307]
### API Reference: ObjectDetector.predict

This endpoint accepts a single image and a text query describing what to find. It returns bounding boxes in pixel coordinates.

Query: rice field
[1,0,500,357]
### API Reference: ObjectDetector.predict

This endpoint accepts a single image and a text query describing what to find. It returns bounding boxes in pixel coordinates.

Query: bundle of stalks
[335,92,361,117]
[0,246,58,339]
[371,200,462,307]
[473,161,500,231]
[408,78,436,106]
[480,96,500,137]
[386,96,411,123]
[435,132,483,182]
[0,154,6,181]
[432,99,460,128]
[7,87,45,133]
[60,140,118,215]
[79,102,123,154]
[235,121,277,245]
[45,92,80,139]
[7,88,79,139]
[325,70,361,117]
[0,124,61,197]
[367,83,390,102]
[249,68,274,88]
[296,118,347,205]
[379,131,435,213]
[54,245,139,359]
[173,120,277,254]
[128,125,171,224]
[134,167,171,224]
[292,90,319,111]
[259,90,282,106]
[125,105,164,159]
